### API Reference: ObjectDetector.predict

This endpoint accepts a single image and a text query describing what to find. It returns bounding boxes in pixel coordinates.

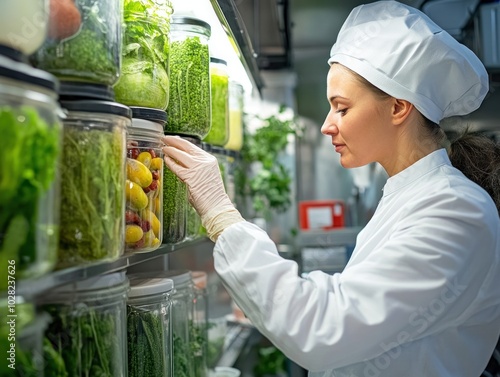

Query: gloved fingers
[163,154,189,179]
[162,144,196,168]
[162,135,202,154]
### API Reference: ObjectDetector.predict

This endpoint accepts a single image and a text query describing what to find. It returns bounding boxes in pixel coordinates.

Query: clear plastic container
[127,274,174,377]
[32,0,123,86]
[126,107,166,253]
[191,271,209,377]
[167,17,211,139]
[41,272,129,377]
[114,0,173,110]
[157,270,195,377]
[163,133,188,244]
[0,56,62,290]
[183,137,202,241]
[225,82,244,151]
[0,299,48,376]
[57,99,131,269]
[204,57,229,146]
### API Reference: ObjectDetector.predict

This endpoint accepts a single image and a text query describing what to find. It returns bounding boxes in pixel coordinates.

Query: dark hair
[448,129,500,215]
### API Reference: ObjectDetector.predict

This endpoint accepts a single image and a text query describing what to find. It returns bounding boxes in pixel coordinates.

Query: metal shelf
[210,0,264,94]
[15,237,211,299]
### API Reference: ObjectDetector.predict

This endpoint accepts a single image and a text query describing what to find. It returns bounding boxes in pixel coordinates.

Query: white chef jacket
[213,149,500,377]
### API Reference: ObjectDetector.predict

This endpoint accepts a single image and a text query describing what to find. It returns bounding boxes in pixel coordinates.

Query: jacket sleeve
[213,194,498,371]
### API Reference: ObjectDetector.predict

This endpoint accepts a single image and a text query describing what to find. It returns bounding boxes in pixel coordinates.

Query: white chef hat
[328,1,489,124]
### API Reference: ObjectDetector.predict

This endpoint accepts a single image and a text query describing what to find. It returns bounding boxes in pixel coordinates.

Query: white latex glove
[161,135,244,242]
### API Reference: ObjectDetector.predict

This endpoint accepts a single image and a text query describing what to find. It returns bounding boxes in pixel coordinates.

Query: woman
[163,1,500,376]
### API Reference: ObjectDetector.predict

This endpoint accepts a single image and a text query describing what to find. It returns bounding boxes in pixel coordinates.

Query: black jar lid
[171,16,211,35]
[59,82,115,101]
[210,57,227,66]
[0,54,58,93]
[210,145,227,155]
[131,107,168,126]
[60,99,132,119]
[0,44,28,64]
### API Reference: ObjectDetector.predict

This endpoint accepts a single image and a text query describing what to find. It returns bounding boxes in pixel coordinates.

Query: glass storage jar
[114,0,173,110]
[126,107,166,253]
[41,272,129,377]
[204,57,229,146]
[57,99,131,269]
[127,274,174,377]
[0,56,62,291]
[183,137,202,241]
[163,133,188,244]
[225,82,244,151]
[32,0,123,86]
[167,17,211,139]
[211,146,228,190]
[0,298,49,376]
[157,270,195,377]
[191,271,209,377]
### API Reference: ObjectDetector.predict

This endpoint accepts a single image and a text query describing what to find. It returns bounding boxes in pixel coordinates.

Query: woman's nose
[321,111,338,135]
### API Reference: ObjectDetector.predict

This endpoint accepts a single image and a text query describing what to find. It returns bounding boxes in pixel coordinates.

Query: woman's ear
[391,98,414,126]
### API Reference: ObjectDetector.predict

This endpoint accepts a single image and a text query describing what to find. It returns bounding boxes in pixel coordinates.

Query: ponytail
[447,130,500,215]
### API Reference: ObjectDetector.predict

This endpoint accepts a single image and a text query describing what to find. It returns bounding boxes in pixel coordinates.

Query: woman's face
[321,64,395,169]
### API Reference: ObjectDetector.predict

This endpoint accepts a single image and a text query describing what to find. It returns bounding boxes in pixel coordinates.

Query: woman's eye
[336,108,347,115]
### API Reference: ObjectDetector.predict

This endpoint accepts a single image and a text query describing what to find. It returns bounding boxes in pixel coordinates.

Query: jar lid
[172,16,211,36]
[128,274,174,298]
[131,107,168,126]
[153,270,192,288]
[210,57,227,66]
[211,145,227,156]
[201,142,212,152]
[59,82,115,101]
[60,99,132,119]
[0,55,58,93]
[0,44,28,63]
[52,272,128,293]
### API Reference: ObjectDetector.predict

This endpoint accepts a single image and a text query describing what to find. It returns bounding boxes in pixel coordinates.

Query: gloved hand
[161,135,244,242]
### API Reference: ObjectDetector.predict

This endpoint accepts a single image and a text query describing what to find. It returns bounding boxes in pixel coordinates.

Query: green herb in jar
[127,306,167,377]
[58,125,124,268]
[190,319,208,377]
[114,0,173,109]
[44,304,124,377]
[163,167,187,243]
[0,106,60,290]
[173,331,190,377]
[204,69,228,145]
[31,0,122,86]
[167,37,211,138]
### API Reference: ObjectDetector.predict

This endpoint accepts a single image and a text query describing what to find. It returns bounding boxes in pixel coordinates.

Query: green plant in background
[253,346,286,377]
[235,105,302,220]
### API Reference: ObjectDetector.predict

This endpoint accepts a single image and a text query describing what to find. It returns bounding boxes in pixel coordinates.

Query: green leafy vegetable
[43,337,68,377]
[58,123,125,268]
[114,0,173,109]
[127,306,169,376]
[167,36,211,138]
[189,319,208,377]
[32,0,122,85]
[0,106,60,289]
[204,67,229,146]
[44,303,125,377]
[162,167,187,243]
[173,331,191,377]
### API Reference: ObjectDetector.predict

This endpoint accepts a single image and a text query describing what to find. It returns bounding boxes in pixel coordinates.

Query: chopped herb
[167,36,211,138]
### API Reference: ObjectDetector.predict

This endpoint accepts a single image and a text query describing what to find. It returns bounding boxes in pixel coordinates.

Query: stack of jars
[225,82,244,152]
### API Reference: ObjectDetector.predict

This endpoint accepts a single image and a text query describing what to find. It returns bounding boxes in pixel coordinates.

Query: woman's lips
[333,143,345,153]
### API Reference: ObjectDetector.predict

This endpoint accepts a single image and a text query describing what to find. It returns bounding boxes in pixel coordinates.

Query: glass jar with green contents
[225,82,244,151]
[114,0,173,110]
[204,57,229,146]
[157,270,195,377]
[167,17,211,139]
[0,56,62,291]
[58,99,131,268]
[163,133,188,244]
[191,271,209,377]
[41,272,129,377]
[127,274,174,377]
[0,298,49,376]
[183,137,203,241]
[126,107,166,253]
